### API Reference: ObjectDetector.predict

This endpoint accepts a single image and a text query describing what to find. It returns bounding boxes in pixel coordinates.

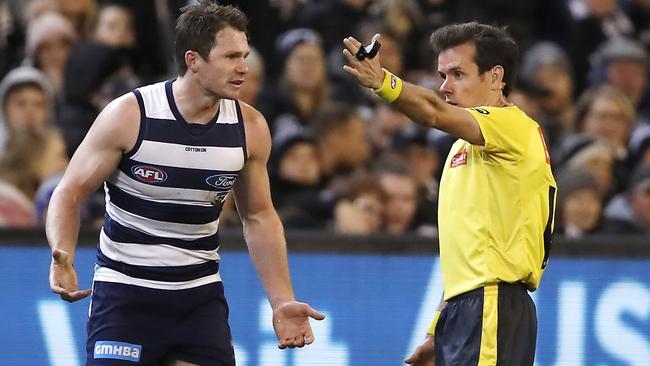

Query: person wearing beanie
[556,167,604,238]
[257,27,331,138]
[23,11,77,95]
[0,65,54,153]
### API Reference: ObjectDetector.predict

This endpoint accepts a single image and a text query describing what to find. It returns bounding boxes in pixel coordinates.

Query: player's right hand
[404,334,435,365]
[49,249,91,302]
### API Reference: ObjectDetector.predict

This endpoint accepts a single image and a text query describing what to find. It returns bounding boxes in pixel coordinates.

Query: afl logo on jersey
[131,165,168,183]
[206,174,237,189]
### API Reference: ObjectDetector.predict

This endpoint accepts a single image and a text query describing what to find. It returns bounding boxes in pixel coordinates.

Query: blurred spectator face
[285,43,325,91]
[583,95,631,151]
[278,142,321,185]
[606,59,647,107]
[37,35,72,72]
[240,50,264,106]
[568,143,615,195]
[337,115,370,167]
[369,104,410,150]
[399,144,439,186]
[536,66,573,115]
[3,85,49,131]
[562,188,602,232]
[58,0,94,18]
[334,192,384,235]
[380,173,418,234]
[438,43,500,108]
[94,5,135,48]
[585,0,617,18]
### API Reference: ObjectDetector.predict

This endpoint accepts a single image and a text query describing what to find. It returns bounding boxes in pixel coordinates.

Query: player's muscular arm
[47,94,139,271]
[233,104,324,349]
[233,104,295,306]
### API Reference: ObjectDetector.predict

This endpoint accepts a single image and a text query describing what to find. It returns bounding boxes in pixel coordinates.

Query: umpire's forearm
[46,185,83,262]
[242,209,295,308]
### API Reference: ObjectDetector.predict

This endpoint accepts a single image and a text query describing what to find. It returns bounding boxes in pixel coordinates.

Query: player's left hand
[343,34,384,90]
[272,300,325,349]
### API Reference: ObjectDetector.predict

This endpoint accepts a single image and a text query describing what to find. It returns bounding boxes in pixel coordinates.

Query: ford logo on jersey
[131,165,168,183]
[206,174,237,189]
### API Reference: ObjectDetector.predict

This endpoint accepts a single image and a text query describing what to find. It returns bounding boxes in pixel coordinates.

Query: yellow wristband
[373,68,403,102]
[426,310,442,335]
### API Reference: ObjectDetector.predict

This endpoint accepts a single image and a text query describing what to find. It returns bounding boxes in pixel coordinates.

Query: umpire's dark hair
[174,1,248,76]
[430,22,519,96]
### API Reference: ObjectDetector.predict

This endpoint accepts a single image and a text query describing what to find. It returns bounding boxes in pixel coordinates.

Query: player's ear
[186,50,200,73]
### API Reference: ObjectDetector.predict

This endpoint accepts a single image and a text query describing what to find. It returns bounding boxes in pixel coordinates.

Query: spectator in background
[519,41,575,149]
[556,166,604,238]
[333,171,386,235]
[269,130,326,229]
[569,0,635,94]
[93,4,135,49]
[366,103,411,152]
[0,66,53,152]
[57,4,139,157]
[391,125,440,234]
[311,103,370,182]
[257,28,330,137]
[240,46,264,107]
[604,163,650,233]
[589,37,650,118]
[23,11,77,97]
[297,0,370,55]
[0,127,68,227]
[563,140,616,198]
[374,156,420,235]
[572,85,635,193]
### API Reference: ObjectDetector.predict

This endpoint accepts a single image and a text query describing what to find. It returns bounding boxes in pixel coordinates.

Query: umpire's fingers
[343,37,361,54]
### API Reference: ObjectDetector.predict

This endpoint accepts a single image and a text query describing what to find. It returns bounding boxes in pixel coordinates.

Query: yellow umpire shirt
[437,105,557,300]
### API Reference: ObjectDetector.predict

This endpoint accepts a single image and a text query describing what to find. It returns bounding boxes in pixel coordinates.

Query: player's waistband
[448,282,528,302]
[93,265,222,290]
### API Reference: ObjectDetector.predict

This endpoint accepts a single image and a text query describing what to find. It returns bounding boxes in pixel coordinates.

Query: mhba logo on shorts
[131,165,168,183]
[94,341,142,362]
[206,174,237,189]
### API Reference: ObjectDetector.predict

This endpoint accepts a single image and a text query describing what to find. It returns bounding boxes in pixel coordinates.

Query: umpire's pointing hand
[343,34,384,90]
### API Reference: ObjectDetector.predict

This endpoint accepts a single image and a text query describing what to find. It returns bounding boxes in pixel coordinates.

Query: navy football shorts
[86,281,234,365]
[434,282,537,366]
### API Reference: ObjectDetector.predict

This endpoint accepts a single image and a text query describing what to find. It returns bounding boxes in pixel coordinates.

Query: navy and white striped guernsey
[93,80,247,290]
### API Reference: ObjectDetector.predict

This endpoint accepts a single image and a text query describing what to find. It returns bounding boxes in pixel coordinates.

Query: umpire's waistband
[448,282,528,302]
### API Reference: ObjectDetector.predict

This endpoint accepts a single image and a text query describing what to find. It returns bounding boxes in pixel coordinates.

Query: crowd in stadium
[0,0,649,237]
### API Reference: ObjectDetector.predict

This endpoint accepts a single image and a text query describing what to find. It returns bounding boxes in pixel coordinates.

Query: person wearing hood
[0,65,54,153]
[604,162,650,233]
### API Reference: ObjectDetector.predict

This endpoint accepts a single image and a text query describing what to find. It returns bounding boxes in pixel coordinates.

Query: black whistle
[356,40,381,61]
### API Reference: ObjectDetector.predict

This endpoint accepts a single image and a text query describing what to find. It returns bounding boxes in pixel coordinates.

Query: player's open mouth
[230,80,244,86]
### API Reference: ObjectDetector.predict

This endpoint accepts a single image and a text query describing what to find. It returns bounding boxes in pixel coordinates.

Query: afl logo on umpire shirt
[131,165,168,183]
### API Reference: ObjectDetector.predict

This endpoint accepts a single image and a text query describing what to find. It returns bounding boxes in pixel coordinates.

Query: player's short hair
[429,22,519,95]
[174,0,248,76]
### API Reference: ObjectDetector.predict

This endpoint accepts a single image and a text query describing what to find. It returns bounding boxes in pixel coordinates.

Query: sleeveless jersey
[93,80,247,290]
